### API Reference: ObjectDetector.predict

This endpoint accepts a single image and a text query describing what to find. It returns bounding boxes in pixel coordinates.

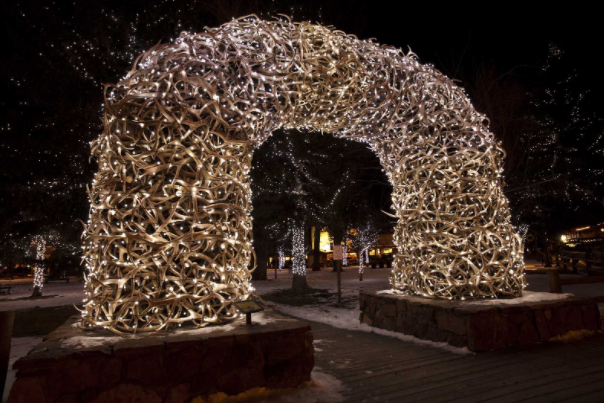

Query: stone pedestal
[8,310,314,403]
[359,291,602,352]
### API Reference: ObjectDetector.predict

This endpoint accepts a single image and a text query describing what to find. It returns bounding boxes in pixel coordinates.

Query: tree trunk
[291,225,308,291]
[6,260,13,279]
[312,225,321,271]
[292,273,308,291]
[31,266,44,297]
[251,249,268,281]
[330,229,344,306]
[333,259,342,306]
[545,246,552,268]
[31,285,42,298]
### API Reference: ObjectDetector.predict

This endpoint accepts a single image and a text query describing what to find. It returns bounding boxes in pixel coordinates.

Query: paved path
[309,319,604,403]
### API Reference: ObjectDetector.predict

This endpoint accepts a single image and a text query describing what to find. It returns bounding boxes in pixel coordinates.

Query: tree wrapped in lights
[31,235,47,297]
[350,223,379,281]
[277,249,285,270]
[30,231,66,297]
[82,16,525,333]
[439,46,604,233]
[291,225,308,290]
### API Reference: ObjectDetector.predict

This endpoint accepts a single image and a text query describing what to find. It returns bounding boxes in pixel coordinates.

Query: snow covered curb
[377,289,573,305]
[62,311,286,349]
[270,303,471,355]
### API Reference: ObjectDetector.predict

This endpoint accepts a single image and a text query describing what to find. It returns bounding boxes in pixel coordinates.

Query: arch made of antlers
[81,15,526,334]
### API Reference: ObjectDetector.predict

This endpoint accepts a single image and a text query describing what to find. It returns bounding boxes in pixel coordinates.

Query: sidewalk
[307,317,604,402]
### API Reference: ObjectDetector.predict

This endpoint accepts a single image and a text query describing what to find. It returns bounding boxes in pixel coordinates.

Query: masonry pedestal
[359,291,602,352]
[8,310,314,403]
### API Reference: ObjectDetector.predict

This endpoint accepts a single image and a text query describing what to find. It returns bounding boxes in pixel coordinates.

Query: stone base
[359,291,602,352]
[8,310,314,403]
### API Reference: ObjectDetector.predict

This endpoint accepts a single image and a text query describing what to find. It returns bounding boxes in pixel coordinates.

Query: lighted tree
[350,223,379,281]
[29,231,62,297]
[1,0,366,282]
[277,248,285,270]
[291,225,308,290]
[30,235,47,297]
[441,45,604,234]
[523,44,604,228]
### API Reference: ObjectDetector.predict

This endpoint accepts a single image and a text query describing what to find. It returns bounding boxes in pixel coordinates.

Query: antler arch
[82,15,525,333]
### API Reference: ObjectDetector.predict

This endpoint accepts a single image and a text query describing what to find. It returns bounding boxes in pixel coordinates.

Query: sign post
[233,297,266,326]
[333,245,343,307]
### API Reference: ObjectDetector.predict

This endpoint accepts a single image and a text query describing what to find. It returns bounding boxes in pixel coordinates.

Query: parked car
[370,254,394,269]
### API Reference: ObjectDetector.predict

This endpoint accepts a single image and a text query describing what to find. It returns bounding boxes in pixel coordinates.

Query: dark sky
[1,1,602,239]
[362,6,602,96]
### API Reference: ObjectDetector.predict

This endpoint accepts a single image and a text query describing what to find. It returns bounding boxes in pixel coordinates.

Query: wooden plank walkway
[309,320,604,403]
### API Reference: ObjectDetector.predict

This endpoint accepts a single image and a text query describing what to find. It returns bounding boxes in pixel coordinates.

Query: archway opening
[249,127,392,287]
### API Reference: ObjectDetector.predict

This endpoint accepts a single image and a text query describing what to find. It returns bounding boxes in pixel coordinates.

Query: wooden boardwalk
[310,320,604,403]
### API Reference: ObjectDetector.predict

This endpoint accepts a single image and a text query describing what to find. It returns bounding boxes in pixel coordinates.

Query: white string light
[31,235,47,296]
[278,248,285,270]
[82,15,525,333]
[351,224,378,276]
[291,225,306,277]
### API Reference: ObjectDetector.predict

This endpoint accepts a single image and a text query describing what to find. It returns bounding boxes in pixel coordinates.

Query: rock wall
[8,312,314,403]
[359,291,602,352]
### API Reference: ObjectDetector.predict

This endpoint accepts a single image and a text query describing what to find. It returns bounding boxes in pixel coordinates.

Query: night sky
[1,1,603,246]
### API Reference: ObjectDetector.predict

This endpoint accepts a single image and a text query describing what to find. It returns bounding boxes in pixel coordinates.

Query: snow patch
[0,281,85,312]
[271,303,471,355]
[60,335,121,349]
[61,311,288,349]
[376,289,573,305]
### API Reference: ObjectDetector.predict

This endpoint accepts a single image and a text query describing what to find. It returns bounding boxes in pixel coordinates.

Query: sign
[233,300,264,314]
[251,296,268,309]
[333,245,343,260]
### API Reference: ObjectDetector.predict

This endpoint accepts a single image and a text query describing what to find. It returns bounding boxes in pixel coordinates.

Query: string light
[82,15,526,333]
[31,235,47,296]
[278,249,285,270]
[30,232,61,296]
[351,224,379,278]
[291,225,306,277]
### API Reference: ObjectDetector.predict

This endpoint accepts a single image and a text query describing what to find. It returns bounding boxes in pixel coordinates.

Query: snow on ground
[0,280,85,311]
[2,261,601,313]
[2,337,42,403]
[270,302,471,355]
[377,289,573,304]
[253,266,394,308]
[255,265,604,308]
[61,311,292,349]
[2,261,604,403]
